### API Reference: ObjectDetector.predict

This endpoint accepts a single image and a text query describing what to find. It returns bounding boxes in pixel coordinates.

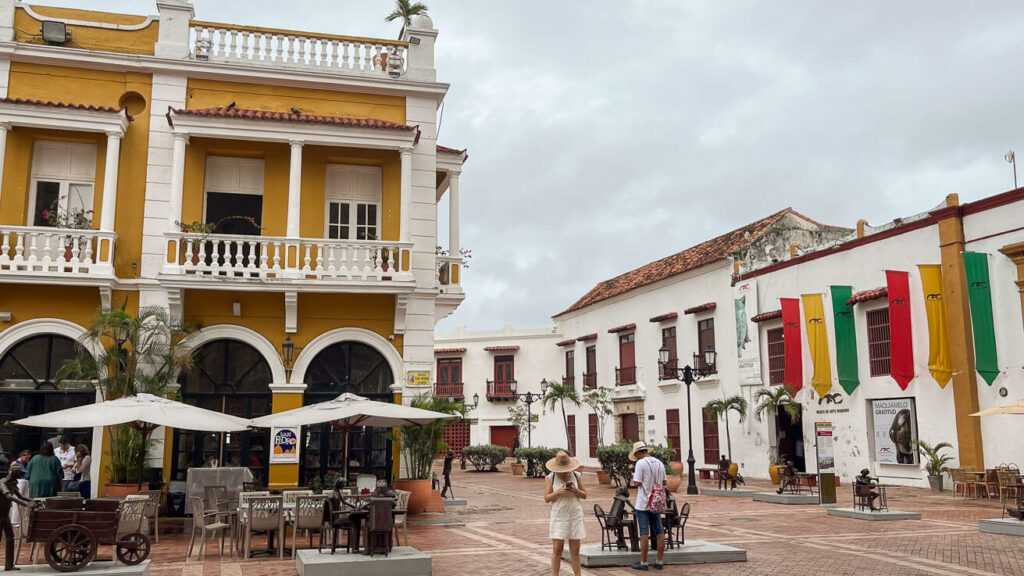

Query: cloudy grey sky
[81,1,1024,331]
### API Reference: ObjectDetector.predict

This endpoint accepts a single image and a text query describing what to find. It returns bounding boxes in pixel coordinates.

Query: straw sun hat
[546,450,580,474]
[628,441,650,462]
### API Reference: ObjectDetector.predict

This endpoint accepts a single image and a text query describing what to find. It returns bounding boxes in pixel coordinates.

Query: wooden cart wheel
[45,523,97,572]
[115,532,151,565]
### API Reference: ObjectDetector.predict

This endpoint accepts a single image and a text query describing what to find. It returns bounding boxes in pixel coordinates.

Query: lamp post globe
[509,379,518,394]
[473,393,479,406]
[540,378,548,395]
[658,345,670,365]
[704,347,717,370]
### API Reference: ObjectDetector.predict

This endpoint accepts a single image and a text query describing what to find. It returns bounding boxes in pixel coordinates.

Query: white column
[400,147,412,243]
[286,140,303,238]
[167,132,189,231]
[99,131,122,232]
[0,122,9,207]
[448,170,461,254]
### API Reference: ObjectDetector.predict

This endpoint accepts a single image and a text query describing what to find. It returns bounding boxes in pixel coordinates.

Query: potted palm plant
[58,301,195,496]
[914,439,953,492]
[393,394,464,513]
[754,386,800,484]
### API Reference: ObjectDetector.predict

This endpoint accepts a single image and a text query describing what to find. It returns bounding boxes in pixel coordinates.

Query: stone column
[0,122,9,206]
[167,133,189,231]
[99,131,122,232]
[286,140,303,238]
[154,1,195,58]
[448,170,461,254]
[400,147,413,243]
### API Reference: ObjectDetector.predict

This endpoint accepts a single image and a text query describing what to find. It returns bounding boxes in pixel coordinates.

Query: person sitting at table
[776,460,797,495]
[605,485,638,551]
[855,468,881,511]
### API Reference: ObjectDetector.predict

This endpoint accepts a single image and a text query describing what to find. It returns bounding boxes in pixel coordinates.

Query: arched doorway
[172,339,272,485]
[0,334,95,460]
[302,341,394,485]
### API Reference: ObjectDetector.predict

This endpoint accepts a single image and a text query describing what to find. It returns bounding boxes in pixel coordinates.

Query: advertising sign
[270,426,300,464]
[815,422,834,471]
[871,398,918,465]
[407,371,430,387]
[733,279,762,385]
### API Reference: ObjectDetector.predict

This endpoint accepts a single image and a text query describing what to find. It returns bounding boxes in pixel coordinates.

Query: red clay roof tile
[751,309,783,323]
[434,347,466,354]
[607,323,636,334]
[649,312,678,323]
[556,208,822,316]
[847,287,887,306]
[556,339,577,347]
[576,333,598,342]
[0,97,129,118]
[437,144,467,155]
[171,107,415,131]
[684,302,717,315]
[483,345,520,352]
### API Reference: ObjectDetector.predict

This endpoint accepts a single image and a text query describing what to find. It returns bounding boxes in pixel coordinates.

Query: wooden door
[702,407,720,464]
[619,333,635,368]
[621,413,639,443]
[490,425,518,454]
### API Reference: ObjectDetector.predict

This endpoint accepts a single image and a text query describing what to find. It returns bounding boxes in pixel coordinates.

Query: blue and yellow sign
[270,427,300,464]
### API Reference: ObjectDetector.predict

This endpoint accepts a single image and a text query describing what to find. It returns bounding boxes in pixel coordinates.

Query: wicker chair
[949,468,966,498]
[997,468,1024,517]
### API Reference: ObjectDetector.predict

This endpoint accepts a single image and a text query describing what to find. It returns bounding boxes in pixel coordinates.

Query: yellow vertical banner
[802,293,833,398]
[918,264,952,388]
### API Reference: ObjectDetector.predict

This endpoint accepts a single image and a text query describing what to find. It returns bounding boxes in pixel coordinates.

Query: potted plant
[42,198,94,263]
[754,386,800,484]
[914,439,953,492]
[393,394,463,513]
[666,465,683,493]
[57,301,196,497]
[704,394,748,462]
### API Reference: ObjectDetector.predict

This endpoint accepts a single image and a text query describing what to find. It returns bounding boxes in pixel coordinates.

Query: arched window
[0,334,94,461]
[172,339,272,483]
[303,341,394,485]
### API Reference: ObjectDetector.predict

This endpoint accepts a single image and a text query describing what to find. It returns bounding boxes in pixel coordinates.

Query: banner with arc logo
[886,271,915,390]
[781,298,803,392]
[963,252,999,386]
[917,265,951,388]
[829,286,859,395]
[801,293,832,398]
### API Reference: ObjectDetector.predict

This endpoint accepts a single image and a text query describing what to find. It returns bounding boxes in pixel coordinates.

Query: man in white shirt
[55,437,76,492]
[630,441,666,571]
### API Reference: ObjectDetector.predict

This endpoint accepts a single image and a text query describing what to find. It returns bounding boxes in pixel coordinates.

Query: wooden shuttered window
[866,308,892,377]
[767,327,785,385]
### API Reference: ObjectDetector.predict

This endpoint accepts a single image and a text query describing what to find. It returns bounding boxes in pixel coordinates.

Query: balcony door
[28,141,97,227]
[325,164,382,241]
[204,156,264,235]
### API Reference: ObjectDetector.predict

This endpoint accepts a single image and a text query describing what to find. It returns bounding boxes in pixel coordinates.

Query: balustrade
[0,227,115,276]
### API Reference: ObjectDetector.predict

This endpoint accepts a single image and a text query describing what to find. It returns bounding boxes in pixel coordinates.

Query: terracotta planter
[768,465,785,485]
[596,470,612,485]
[670,461,684,475]
[511,463,524,476]
[665,475,682,493]
[394,479,434,514]
[103,483,141,498]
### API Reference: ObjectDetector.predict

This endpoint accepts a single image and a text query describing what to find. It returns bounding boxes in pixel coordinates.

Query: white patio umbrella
[971,400,1024,417]
[249,392,457,480]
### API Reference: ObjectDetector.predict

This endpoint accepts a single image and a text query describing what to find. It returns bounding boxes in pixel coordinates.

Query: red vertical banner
[886,270,915,390]
[781,298,803,392]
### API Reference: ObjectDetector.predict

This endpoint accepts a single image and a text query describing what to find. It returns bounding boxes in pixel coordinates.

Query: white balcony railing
[189,21,408,78]
[437,256,462,288]
[0,226,115,277]
[163,233,413,283]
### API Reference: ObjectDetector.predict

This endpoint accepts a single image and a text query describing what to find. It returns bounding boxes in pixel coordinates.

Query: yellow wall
[185,78,406,124]
[0,285,99,329]
[181,140,401,242]
[4,63,153,278]
[15,6,158,55]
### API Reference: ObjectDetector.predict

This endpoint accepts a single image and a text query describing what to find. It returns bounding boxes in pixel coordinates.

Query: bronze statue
[718,455,744,490]
[606,485,639,551]
[441,450,455,499]
[365,480,396,556]
[1,464,38,571]
[776,460,797,494]
[855,468,881,511]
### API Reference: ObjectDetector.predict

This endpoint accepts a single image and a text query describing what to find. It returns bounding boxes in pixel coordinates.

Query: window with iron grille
[866,308,892,377]
[567,415,576,456]
[666,409,681,462]
[697,318,716,372]
[767,327,785,385]
[588,413,598,458]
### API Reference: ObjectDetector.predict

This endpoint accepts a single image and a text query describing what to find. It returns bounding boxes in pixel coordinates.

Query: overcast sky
[81,1,1024,331]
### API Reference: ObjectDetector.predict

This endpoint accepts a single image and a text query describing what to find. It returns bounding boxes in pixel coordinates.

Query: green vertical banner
[829,286,859,395]
[963,252,1000,386]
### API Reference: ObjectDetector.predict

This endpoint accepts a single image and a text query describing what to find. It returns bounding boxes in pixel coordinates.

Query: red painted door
[619,333,635,368]
[490,425,518,455]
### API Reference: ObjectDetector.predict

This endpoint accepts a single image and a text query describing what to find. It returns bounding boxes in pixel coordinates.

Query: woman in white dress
[544,450,587,576]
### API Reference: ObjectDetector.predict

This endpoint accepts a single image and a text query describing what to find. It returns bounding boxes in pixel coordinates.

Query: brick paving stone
[7,467,1023,575]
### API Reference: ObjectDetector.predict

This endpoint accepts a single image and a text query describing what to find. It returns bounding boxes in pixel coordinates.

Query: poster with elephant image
[734,279,762,385]
[871,398,918,465]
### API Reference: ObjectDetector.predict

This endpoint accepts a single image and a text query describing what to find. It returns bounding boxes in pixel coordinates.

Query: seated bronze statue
[606,485,639,551]
[854,468,882,511]
[718,455,745,490]
[776,460,797,494]
[364,480,397,556]
[323,477,362,554]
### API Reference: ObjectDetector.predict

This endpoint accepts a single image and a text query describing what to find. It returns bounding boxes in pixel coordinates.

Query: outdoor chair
[393,489,411,546]
[594,504,620,551]
[291,495,327,558]
[15,502,37,565]
[997,468,1024,518]
[282,489,314,506]
[236,490,270,550]
[666,502,689,548]
[242,495,284,560]
[985,469,1001,498]
[187,496,233,560]
[139,490,162,542]
[322,494,360,554]
[968,471,989,499]
[57,492,81,498]
[949,468,967,498]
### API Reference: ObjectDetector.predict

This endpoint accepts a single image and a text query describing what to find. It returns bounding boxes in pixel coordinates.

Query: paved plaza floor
[14,466,1024,576]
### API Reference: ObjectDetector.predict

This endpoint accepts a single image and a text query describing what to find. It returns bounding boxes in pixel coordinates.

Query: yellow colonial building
[0,0,467,493]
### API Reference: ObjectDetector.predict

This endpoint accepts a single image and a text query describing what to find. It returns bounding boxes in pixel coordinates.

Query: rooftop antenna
[1006,150,1017,189]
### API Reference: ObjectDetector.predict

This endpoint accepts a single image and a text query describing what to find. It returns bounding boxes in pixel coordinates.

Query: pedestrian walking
[629,441,666,571]
[55,436,76,492]
[26,442,62,498]
[544,450,587,576]
[73,444,91,499]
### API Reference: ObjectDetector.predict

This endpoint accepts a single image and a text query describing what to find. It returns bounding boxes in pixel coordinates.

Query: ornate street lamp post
[658,346,717,495]
[449,393,479,470]
[511,378,548,448]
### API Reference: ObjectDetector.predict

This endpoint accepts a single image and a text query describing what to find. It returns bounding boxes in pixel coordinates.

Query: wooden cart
[26,498,151,572]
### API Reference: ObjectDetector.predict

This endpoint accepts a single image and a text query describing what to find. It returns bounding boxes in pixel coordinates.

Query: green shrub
[515,446,562,477]
[597,442,674,486]
[462,444,509,472]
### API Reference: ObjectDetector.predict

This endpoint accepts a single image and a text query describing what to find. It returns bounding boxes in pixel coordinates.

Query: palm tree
[753,386,801,464]
[542,379,581,452]
[385,0,429,38]
[704,395,748,460]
